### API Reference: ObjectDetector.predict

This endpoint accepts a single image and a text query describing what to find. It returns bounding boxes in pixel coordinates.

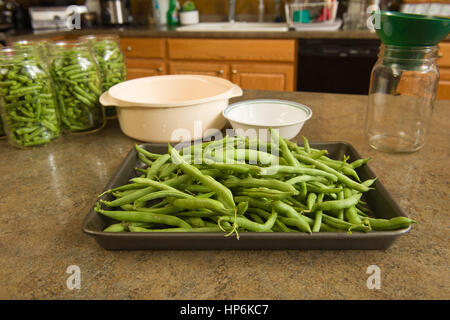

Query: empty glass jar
[364,44,439,153]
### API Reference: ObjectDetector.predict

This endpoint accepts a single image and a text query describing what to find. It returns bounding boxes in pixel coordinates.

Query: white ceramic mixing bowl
[100,75,242,143]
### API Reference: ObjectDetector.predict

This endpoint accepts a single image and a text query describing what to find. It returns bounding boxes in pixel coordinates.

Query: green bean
[103,223,126,232]
[185,217,206,228]
[158,162,179,179]
[302,136,311,154]
[171,198,233,215]
[344,188,362,225]
[349,157,371,169]
[134,190,194,206]
[336,190,345,220]
[101,186,155,207]
[270,128,300,166]
[278,216,338,232]
[219,208,277,232]
[247,207,292,232]
[304,211,369,233]
[121,205,184,215]
[138,152,153,167]
[248,213,265,224]
[306,182,343,195]
[135,144,161,160]
[261,165,338,181]
[294,154,371,192]
[147,154,171,179]
[360,216,415,230]
[129,226,222,233]
[169,144,236,209]
[286,175,328,185]
[312,193,324,232]
[307,193,317,211]
[238,187,295,200]
[95,206,192,228]
[223,176,299,194]
[312,193,362,212]
[234,196,273,212]
[206,162,262,174]
[273,200,312,234]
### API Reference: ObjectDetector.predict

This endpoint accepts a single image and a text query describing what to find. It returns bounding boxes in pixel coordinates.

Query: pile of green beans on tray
[0,52,60,147]
[95,131,415,236]
[49,45,104,132]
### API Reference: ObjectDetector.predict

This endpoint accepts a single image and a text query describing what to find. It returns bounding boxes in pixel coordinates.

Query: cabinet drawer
[169,61,229,78]
[168,39,296,62]
[439,67,450,81]
[120,37,166,59]
[126,58,166,80]
[230,63,295,91]
[438,42,450,68]
[437,80,450,100]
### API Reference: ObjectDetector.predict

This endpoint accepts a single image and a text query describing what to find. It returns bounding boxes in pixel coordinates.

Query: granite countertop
[5,25,380,42]
[0,90,448,299]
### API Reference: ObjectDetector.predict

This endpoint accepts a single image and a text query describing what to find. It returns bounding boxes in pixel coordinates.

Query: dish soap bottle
[167,0,180,26]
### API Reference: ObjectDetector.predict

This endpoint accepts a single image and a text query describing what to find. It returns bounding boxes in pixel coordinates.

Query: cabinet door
[230,63,295,91]
[120,37,166,59]
[126,58,166,80]
[169,61,229,78]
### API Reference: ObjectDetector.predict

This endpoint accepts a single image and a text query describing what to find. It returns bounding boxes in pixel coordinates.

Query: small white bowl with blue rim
[223,99,312,141]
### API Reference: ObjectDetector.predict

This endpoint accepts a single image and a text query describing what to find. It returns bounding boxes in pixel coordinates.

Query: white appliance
[29,6,88,30]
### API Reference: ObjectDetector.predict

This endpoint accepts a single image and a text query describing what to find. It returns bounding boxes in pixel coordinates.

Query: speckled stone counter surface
[0,90,448,299]
[5,26,380,42]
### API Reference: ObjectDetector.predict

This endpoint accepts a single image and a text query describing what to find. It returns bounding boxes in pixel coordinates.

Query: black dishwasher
[297,38,380,95]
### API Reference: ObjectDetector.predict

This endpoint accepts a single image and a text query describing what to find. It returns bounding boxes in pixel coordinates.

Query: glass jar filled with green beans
[0,47,61,148]
[48,41,105,133]
[80,34,126,119]
[0,114,5,137]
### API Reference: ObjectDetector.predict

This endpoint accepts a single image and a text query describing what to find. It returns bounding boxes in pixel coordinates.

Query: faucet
[228,0,236,23]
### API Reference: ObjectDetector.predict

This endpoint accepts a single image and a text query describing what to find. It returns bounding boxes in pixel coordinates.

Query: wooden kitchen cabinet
[120,37,166,59]
[119,37,297,91]
[125,58,166,80]
[167,38,297,91]
[437,42,450,100]
[169,61,229,78]
[167,38,296,62]
[230,63,295,91]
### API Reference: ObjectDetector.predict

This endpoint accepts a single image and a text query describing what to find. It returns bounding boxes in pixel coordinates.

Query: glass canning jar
[48,41,105,133]
[364,44,439,153]
[80,34,126,119]
[0,47,61,148]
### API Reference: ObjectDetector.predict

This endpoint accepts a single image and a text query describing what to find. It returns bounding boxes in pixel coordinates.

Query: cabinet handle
[232,69,238,74]
[157,67,163,72]
[218,69,224,75]
[126,46,132,52]
[438,51,444,58]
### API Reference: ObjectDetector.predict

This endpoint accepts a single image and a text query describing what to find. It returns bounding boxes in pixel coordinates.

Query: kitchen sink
[176,22,289,32]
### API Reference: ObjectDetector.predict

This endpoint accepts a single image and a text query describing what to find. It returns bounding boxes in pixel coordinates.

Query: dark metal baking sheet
[82,142,411,250]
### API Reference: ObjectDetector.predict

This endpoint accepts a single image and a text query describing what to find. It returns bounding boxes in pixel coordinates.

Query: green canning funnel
[374,11,449,47]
